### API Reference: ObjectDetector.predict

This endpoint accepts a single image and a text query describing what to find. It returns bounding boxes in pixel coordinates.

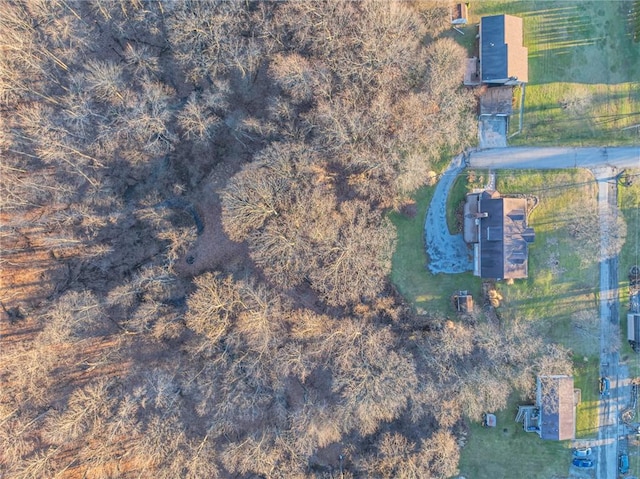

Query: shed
[451,3,469,25]
[483,413,497,427]
[454,291,474,312]
[480,14,528,84]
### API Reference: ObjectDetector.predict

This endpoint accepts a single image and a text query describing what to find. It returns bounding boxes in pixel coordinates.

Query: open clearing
[460,0,640,145]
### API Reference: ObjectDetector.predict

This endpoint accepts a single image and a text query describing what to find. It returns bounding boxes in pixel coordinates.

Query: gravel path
[425,154,473,274]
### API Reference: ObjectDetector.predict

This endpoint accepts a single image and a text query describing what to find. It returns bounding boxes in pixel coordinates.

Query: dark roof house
[464,190,535,280]
[480,14,528,85]
[536,375,576,441]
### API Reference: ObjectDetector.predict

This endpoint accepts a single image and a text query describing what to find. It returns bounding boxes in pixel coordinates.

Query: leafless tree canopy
[0,1,565,477]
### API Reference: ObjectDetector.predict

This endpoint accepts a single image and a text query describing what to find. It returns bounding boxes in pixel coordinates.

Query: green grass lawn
[464,0,640,145]
[455,169,603,477]
[495,170,600,357]
[574,355,600,437]
[389,186,482,314]
[446,173,470,233]
[458,394,572,478]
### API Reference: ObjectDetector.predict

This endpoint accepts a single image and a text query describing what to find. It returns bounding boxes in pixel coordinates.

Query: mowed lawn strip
[618,170,640,375]
[574,355,600,438]
[465,0,640,145]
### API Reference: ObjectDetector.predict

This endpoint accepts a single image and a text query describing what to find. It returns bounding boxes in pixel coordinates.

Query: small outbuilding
[483,413,497,427]
[451,3,469,25]
[453,290,474,313]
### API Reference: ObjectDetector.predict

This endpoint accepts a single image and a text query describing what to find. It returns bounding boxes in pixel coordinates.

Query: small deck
[480,86,514,116]
[516,405,541,435]
[464,57,481,86]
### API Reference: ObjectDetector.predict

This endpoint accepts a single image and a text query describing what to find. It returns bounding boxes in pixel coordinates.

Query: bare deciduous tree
[418,430,460,479]
[311,201,396,306]
[220,429,285,477]
[332,320,417,435]
[177,92,221,142]
[365,432,426,479]
[185,272,242,344]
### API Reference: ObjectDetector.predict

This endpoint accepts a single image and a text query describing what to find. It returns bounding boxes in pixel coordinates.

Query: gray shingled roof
[476,193,533,280]
[537,375,576,441]
[481,14,528,83]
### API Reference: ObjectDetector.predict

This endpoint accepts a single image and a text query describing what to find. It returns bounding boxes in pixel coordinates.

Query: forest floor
[0,207,79,322]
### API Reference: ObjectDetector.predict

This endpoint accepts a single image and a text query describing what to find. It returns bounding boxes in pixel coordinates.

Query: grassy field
[460,356,598,477]
[459,0,640,145]
[618,171,640,375]
[574,355,601,437]
[495,169,600,358]
[455,169,603,478]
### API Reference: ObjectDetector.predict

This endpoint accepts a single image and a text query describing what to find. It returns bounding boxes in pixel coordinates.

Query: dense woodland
[1,1,571,478]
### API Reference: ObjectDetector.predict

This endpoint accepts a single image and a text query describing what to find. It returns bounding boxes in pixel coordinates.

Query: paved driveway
[478,116,508,148]
[424,154,473,274]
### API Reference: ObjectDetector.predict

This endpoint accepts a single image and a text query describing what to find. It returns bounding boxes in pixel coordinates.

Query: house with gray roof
[480,14,528,85]
[464,190,535,280]
[516,374,577,441]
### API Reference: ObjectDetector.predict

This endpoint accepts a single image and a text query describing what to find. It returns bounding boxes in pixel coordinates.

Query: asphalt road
[467,147,639,479]
[468,146,640,170]
[594,168,620,479]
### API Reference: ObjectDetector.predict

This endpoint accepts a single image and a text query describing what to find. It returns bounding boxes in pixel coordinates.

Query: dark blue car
[572,458,594,468]
[619,453,629,474]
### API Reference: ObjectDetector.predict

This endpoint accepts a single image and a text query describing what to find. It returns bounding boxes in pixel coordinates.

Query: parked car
[619,453,629,474]
[573,447,592,458]
[572,458,594,468]
[600,377,610,396]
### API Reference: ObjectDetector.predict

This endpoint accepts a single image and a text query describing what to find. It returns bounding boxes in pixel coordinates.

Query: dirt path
[424,154,473,274]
